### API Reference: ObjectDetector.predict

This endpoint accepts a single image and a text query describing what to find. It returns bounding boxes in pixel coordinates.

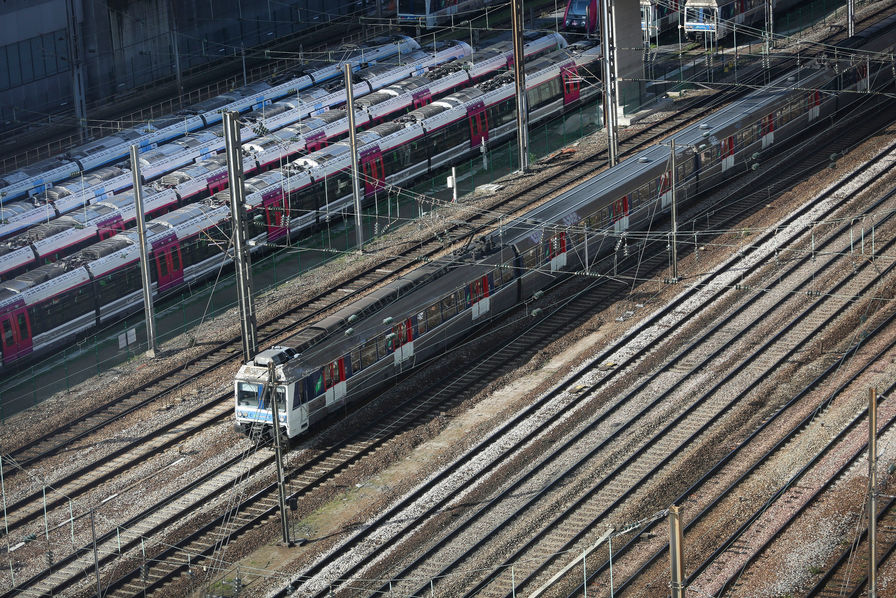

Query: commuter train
[0,36,421,204]
[0,40,599,372]
[233,15,896,441]
[0,39,465,242]
[563,0,597,34]
[0,34,565,283]
[683,0,802,37]
[396,0,502,28]
[641,0,681,41]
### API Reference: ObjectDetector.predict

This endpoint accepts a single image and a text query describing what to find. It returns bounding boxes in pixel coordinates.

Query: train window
[520,248,536,270]
[1,319,13,347]
[426,303,441,329]
[293,384,303,410]
[361,337,377,367]
[323,363,332,389]
[16,312,29,340]
[441,294,457,319]
[237,382,261,407]
[351,347,361,374]
[416,311,427,336]
[273,386,287,412]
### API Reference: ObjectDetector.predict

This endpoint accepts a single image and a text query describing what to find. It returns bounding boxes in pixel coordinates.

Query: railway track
[0,32,769,537]
[266,101,896,597]
[3,7,892,595]
[6,0,887,476]
[606,191,896,597]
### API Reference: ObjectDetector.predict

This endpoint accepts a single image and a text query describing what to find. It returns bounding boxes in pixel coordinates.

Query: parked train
[0,40,599,372]
[563,0,598,34]
[683,0,802,37]
[641,0,681,41]
[0,36,421,204]
[0,34,566,283]
[0,40,468,242]
[396,0,502,28]
[233,15,896,441]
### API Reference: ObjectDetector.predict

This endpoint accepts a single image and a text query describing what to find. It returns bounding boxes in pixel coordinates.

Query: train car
[0,35,563,289]
[0,188,178,281]
[0,36,421,204]
[396,0,506,29]
[233,17,896,441]
[683,0,801,38]
[0,40,464,247]
[562,0,598,34]
[641,0,681,41]
[0,42,599,373]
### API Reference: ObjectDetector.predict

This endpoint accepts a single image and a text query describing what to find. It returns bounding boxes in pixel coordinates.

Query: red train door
[360,147,385,195]
[613,195,630,233]
[413,88,432,109]
[467,100,488,147]
[721,135,735,171]
[561,65,580,104]
[0,302,32,364]
[152,233,184,293]
[306,131,327,152]
[324,357,347,407]
[470,275,491,320]
[761,113,775,149]
[659,171,672,208]
[262,188,289,242]
[207,171,228,196]
[549,231,568,271]
[808,90,821,121]
[97,215,125,241]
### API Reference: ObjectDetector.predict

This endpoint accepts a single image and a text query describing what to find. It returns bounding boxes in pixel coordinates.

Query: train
[562,0,598,34]
[396,0,502,29]
[0,34,566,283]
[683,0,802,38]
[0,39,598,373]
[641,0,681,41]
[0,36,422,205]
[233,14,896,441]
[0,39,466,242]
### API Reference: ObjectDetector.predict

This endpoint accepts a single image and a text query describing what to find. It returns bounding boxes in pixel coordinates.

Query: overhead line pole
[129,145,158,358]
[224,111,258,363]
[869,387,878,598]
[600,0,619,167]
[670,139,678,282]
[345,63,365,252]
[511,0,529,172]
[268,361,292,546]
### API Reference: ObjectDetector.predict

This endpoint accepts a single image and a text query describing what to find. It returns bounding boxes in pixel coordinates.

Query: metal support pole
[869,387,878,598]
[511,0,529,172]
[268,362,292,546]
[91,510,102,598]
[848,0,855,37]
[600,0,619,166]
[584,224,589,275]
[168,0,183,108]
[224,111,258,363]
[451,167,458,203]
[130,146,157,357]
[344,63,365,252]
[670,140,678,282]
[669,504,685,598]
[65,0,87,143]
[608,536,614,597]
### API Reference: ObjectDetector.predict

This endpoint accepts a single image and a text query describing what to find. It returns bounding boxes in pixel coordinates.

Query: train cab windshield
[237,381,287,412]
